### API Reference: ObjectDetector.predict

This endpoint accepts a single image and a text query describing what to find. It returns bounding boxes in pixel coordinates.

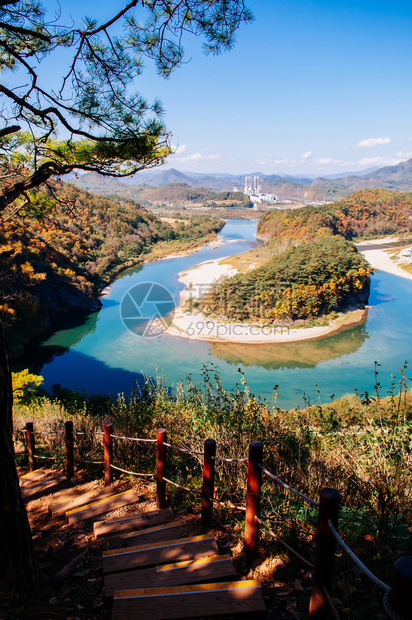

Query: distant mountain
[308,159,412,198]
[68,160,412,203]
[124,168,196,187]
[319,167,379,180]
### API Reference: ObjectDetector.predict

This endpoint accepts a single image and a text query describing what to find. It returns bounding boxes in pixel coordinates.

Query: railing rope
[163,477,199,495]
[328,519,389,591]
[212,456,248,463]
[259,463,319,507]
[110,463,154,477]
[256,515,313,568]
[110,434,156,443]
[164,442,203,456]
[309,488,341,620]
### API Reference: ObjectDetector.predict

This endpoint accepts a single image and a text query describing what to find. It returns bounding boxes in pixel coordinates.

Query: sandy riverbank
[357,238,412,281]
[166,258,368,343]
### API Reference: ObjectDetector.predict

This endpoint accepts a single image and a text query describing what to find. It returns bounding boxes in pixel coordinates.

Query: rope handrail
[255,515,313,569]
[162,476,200,495]
[75,458,104,465]
[162,478,246,512]
[33,454,57,460]
[31,430,62,436]
[383,590,405,620]
[210,496,246,512]
[163,442,204,457]
[259,463,319,508]
[110,463,154,477]
[212,456,248,463]
[13,429,27,434]
[328,520,390,592]
[110,434,156,443]
[74,431,104,436]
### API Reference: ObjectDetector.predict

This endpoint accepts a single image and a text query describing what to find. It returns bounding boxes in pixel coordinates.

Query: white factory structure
[244,176,278,206]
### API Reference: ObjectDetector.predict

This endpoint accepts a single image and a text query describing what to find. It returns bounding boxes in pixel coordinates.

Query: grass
[219,244,274,273]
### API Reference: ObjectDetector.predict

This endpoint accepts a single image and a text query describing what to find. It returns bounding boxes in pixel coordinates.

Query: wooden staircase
[19,468,266,619]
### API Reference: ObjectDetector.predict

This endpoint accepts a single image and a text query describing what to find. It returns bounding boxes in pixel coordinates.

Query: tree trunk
[0,318,42,593]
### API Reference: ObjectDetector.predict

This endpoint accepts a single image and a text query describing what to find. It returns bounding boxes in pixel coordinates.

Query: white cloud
[260,157,298,166]
[316,158,334,165]
[356,156,404,167]
[301,151,312,159]
[171,144,187,155]
[356,137,391,149]
[180,152,222,163]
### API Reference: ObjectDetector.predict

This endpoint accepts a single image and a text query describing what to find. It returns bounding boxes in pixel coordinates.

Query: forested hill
[0,180,223,354]
[257,189,412,243]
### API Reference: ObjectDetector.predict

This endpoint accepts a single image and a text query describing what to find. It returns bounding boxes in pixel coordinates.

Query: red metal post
[156,428,167,509]
[25,422,35,471]
[201,438,216,529]
[244,441,263,559]
[309,488,341,619]
[65,420,74,480]
[388,557,412,618]
[104,423,113,486]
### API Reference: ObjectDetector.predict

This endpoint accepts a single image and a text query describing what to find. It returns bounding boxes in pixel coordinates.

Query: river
[21,219,412,410]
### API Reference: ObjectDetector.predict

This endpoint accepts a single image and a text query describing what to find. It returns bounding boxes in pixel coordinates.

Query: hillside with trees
[203,189,412,326]
[258,189,412,243]
[73,173,252,208]
[0,180,224,355]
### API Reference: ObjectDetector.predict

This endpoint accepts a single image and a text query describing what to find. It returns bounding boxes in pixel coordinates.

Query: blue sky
[19,1,412,176]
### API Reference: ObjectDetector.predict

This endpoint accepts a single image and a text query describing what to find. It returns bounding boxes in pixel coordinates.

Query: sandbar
[165,236,411,343]
[166,258,368,343]
[357,239,412,281]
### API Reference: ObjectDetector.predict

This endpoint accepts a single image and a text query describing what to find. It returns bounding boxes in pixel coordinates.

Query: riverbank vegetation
[13,364,412,617]
[258,189,412,243]
[201,236,371,324]
[0,180,224,355]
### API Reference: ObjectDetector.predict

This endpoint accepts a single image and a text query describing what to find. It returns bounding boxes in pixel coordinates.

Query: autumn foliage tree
[0,0,252,593]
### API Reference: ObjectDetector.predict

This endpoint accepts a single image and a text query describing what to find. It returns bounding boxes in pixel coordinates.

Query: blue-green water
[24,219,412,409]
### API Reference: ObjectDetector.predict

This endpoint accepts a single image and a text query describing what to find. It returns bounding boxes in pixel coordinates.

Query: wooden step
[21,473,67,500]
[105,554,236,596]
[50,486,121,516]
[119,519,194,546]
[66,489,139,524]
[19,468,51,488]
[93,507,174,538]
[111,580,265,619]
[103,535,219,574]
